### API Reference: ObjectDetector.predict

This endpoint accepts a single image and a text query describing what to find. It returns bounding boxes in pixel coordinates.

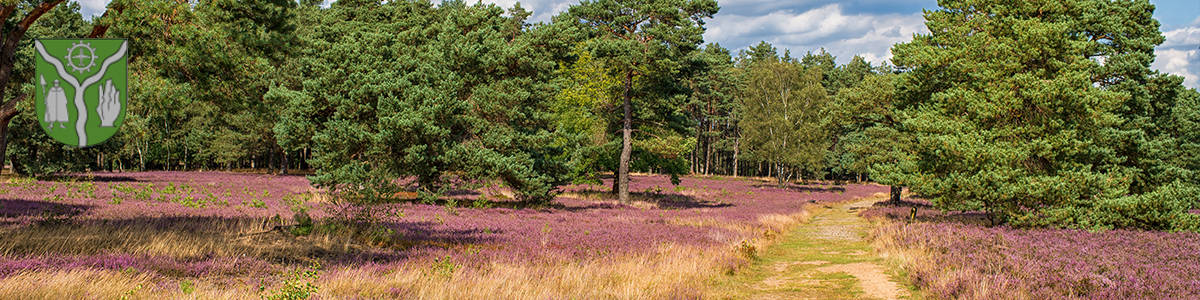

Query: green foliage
[2,0,1192,233]
[290,1,568,203]
[1071,182,1200,231]
[248,198,268,209]
[283,193,314,235]
[260,262,320,300]
[890,0,1199,230]
[739,54,829,184]
[827,74,914,188]
[4,1,98,175]
[7,0,297,174]
[566,0,719,200]
[894,0,1125,222]
[179,280,195,295]
[552,47,620,184]
[429,256,460,278]
[684,43,742,176]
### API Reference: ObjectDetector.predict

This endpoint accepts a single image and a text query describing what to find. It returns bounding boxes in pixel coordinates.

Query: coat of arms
[34,39,128,147]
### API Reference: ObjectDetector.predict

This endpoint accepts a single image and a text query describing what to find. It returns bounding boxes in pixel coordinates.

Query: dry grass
[321,243,726,299]
[868,219,1031,300]
[317,208,818,299]
[0,209,815,299]
[0,269,257,299]
[0,191,827,299]
[0,215,404,266]
[0,244,734,299]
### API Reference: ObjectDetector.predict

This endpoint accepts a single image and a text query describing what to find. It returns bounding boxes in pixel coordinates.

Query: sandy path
[714,197,909,299]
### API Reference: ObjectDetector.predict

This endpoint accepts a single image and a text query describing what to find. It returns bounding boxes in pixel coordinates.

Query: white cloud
[72,0,109,19]
[1154,48,1199,89]
[1154,25,1200,89]
[434,0,569,23]
[1162,26,1200,48]
[705,3,926,65]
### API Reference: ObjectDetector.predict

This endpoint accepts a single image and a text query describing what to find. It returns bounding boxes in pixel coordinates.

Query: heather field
[0,172,883,298]
[863,201,1200,299]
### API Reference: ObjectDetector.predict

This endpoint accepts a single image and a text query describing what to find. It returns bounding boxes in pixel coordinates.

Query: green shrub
[1080,182,1200,231]
[179,280,195,294]
[429,256,459,278]
[249,198,268,209]
[260,262,320,300]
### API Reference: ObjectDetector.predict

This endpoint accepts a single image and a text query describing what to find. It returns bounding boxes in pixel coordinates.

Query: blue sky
[74,0,1200,88]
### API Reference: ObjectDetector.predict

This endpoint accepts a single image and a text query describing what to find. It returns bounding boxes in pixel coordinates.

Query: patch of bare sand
[814,262,904,300]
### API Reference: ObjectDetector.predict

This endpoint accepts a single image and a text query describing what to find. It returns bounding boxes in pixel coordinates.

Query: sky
[74,0,1200,89]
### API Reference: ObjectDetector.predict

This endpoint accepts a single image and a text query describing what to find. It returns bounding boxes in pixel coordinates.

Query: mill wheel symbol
[64,41,97,74]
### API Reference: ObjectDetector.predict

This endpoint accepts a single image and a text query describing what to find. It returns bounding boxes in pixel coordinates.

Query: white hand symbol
[96,79,120,127]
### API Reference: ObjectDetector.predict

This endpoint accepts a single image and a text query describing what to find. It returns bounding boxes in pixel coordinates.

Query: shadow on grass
[861,199,992,226]
[372,187,729,211]
[752,183,847,193]
[24,173,142,182]
[0,199,93,225]
[561,190,731,210]
[0,214,493,269]
[376,194,568,210]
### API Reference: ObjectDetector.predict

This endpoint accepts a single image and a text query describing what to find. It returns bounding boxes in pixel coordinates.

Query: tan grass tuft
[321,243,721,299]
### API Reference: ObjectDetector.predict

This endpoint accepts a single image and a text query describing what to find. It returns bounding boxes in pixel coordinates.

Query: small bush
[736,240,758,260]
[444,199,459,216]
[291,211,314,236]
[249,198,268,209]
[429,256,459,278]
[179,280,195,294]
[471,196,492,209]
[261,262,321,300]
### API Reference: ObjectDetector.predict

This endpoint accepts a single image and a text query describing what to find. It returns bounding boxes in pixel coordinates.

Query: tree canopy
[1,0,1196,231]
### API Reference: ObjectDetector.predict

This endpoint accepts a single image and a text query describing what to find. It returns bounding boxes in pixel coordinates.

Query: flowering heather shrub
[864,204,1200,299]
[0,172,310,226]
[0,171,885,297]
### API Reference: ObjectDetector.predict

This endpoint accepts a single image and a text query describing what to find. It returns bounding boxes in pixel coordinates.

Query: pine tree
[286,0,568,203]
[891,0,1198,228]
[565,0,718,202]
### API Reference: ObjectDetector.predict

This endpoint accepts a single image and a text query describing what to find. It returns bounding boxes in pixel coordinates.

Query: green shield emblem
[34,39,128,147]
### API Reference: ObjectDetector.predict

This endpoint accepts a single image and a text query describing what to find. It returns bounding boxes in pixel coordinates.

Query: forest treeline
[0,0,1197,231]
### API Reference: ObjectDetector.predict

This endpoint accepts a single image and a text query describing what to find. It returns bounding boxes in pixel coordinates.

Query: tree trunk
[611,173,619,193]
[0,113,11,174]
[281,150,289,175]
[704,134,712,176]
[691,127,701,175]
[0,2,68,175]
[704,113,713,176]
[618,70,633,203]
[732,138,739,177]
[774,162,784,186]
[889,185,902,204]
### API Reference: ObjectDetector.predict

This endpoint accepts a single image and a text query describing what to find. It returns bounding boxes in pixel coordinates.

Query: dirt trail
[713,197,910,299]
